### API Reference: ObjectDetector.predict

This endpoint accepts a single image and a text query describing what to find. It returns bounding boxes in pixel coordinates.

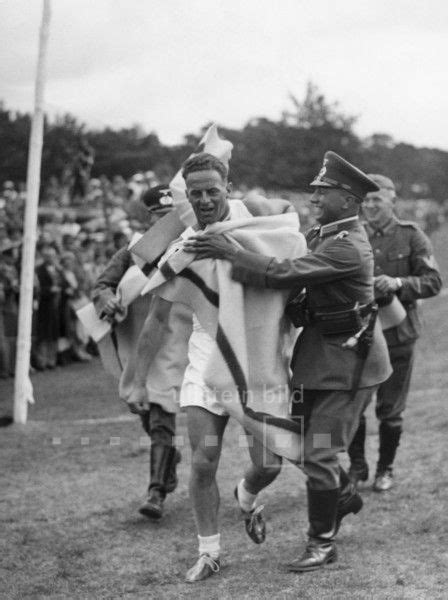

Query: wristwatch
[395,277,403,290]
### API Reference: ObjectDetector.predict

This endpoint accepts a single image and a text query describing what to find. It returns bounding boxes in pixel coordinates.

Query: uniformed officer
[347,174,442,491]
[185,151,392,572]
[92,184,184,520]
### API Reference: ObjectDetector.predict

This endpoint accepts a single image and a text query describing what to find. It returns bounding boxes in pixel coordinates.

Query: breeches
[139,403,176,447]
[293,387,375,490]
[376,342,415,428]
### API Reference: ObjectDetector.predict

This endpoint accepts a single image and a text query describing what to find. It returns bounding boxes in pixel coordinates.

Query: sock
[198,533,220,560]
[237,478,257,512]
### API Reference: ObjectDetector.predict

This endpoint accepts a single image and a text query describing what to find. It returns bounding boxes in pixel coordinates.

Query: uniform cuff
[92,288,115,317]
[231,250,272,287]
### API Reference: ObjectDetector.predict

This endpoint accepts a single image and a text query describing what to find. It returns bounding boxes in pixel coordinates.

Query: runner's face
[185,169,230,229]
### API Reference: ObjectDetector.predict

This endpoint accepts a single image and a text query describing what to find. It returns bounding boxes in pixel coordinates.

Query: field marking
[410,388,444,396]
[32,415,136,426]
[30,390,441,427]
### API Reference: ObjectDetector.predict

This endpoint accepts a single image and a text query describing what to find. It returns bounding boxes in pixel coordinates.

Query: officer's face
[186,169,231,229]
[310,187,348,224]
[363,190,395,229]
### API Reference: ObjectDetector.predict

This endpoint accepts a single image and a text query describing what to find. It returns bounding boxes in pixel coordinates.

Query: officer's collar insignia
[306,225,321,242]
[334,230,349,239]
[319,216,359,238]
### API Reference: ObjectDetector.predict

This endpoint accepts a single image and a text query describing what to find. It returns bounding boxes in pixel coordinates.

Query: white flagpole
[14,0,52,424]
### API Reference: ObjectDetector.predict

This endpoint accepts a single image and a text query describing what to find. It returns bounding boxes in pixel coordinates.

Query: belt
[310,301,375,324]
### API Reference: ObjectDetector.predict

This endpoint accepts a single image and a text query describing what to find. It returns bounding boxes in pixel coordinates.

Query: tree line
[1,83,447,202]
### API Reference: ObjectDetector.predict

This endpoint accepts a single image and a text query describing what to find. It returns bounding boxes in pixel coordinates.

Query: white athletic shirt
[182,199,251,388]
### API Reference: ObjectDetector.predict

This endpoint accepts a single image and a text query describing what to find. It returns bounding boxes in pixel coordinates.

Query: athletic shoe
[234,486,266,544]
[185,554,220,583]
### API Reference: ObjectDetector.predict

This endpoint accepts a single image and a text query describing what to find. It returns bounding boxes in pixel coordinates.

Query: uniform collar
[365,216,397,237]
[319,216,359,238]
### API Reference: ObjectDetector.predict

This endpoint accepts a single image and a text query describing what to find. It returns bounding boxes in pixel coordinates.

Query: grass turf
[1,226,448,599]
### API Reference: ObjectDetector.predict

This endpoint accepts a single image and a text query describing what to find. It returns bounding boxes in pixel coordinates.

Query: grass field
[1,228,447,599]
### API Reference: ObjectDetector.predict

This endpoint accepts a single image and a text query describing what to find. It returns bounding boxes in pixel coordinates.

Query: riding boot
[335,467,363,534]
[139,444,177,519]
[377,422,402,471]
[286,486,339,572]
[164,447,181,494]
[374,422,402,491]
[348,414,369,484]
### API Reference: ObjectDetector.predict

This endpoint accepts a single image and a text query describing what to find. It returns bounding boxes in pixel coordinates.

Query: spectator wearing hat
[34,244,63,370]
[92,184,183,520]
[59,251,92,364]
[186,151,392,572]
[347,174,442,491]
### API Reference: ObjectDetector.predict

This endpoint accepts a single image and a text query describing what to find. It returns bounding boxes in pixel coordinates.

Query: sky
[1,0,448,149]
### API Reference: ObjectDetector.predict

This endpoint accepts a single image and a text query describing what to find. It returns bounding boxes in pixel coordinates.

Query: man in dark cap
[347,174,442,491]
[92,184,182,520]
[185,151,392,572]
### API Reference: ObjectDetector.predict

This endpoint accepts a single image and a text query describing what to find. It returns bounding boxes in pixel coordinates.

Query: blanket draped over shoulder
[77,260,191,414]
[140,203,308,461]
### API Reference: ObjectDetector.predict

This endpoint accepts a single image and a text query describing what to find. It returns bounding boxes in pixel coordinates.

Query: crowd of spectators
[0,168,445,380]
[0,171,157,379]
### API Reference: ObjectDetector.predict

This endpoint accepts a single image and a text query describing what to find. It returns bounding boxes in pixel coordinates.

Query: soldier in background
[92,185,186,521]
[348,174,442,491]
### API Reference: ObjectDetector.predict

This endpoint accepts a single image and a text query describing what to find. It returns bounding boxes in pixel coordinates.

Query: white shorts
[179,381,229,417]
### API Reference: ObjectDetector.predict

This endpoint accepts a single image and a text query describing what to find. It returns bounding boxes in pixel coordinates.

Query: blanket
[139,206,308,461]
[77,258,191,414]
[77,124,232,412]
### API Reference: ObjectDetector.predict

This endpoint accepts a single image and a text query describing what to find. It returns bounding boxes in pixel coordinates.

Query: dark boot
[139,444,179,519]
[139,489,164,520]
[348,415,369,485]
[164,448,181,494]
[335,468,363,534]
[377,422,401,471]
[373,423,402,492]
[286,487,339,572]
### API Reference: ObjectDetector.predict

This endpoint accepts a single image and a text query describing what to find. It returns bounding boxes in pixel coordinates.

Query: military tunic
[231,216,392,490]
[366,217,442,428]
[367,217,442,346]
[92,248,188,454]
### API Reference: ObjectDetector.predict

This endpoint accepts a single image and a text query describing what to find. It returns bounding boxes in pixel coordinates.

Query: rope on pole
[13,0,52,424]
